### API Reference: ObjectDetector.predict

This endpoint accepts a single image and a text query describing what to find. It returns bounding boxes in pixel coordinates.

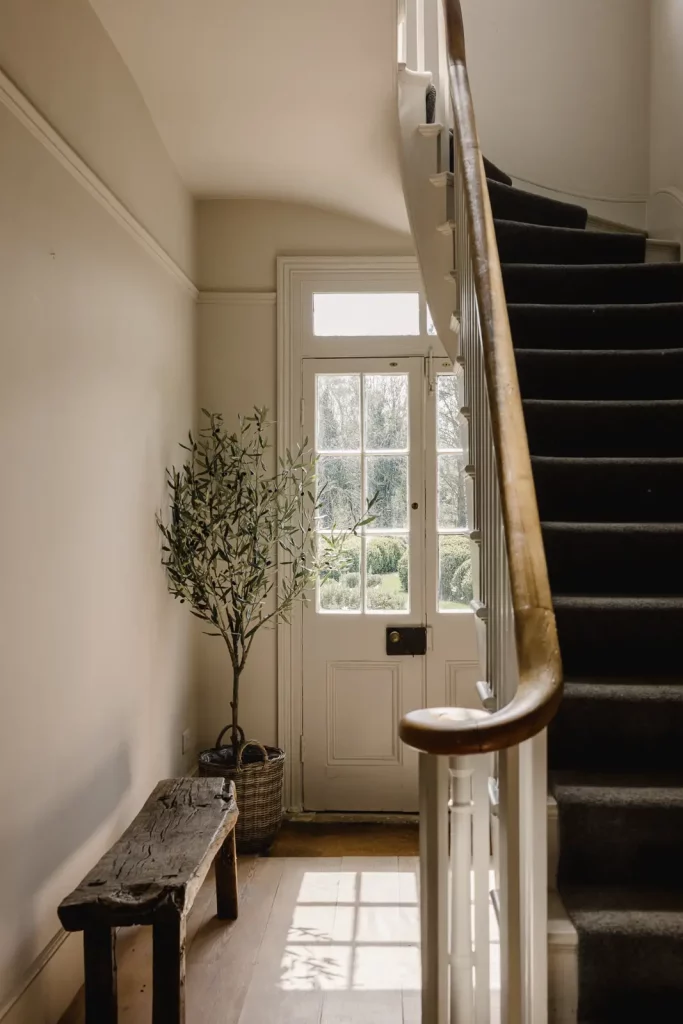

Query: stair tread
[553,772,683,804]
[543,522,683,532]
[516,346,683,355]
[525,397,683,407]
[509,300,683,311]
[563,680,683,700]
[533,454,683,464]
[503,262,683,272]
[562,885,683,923]
[553,595,683,608]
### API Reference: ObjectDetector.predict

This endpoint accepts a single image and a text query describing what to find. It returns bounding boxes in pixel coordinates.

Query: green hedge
[367,537,405,575]
[439,535,470,602]
[451,557,473,604]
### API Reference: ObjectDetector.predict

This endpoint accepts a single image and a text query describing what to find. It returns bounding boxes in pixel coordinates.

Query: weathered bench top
[59,777,238,930]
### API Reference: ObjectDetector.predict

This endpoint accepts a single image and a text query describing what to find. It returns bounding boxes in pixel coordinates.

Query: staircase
[398,2,683,1021]
[495,171,683,1020]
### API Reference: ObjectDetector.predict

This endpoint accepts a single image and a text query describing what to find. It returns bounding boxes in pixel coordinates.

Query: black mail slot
[386,626,427,656]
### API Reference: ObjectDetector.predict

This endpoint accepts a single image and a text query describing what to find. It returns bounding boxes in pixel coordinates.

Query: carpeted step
[553,773,683,887]
[562,886,683,1023]
[495,220,646,265]
[487,178,587,229]
[542,523,683,595]
[483,156,512,186]
[516,348,683,399]
[508,302,683,350]
[502,263,683,305]
[553,596,683,676]
[532,456,683,523]
[549,680,683,773]
[523,399,683,457]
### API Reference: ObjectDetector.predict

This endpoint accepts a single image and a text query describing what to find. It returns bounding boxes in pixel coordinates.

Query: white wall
[195,198,413,751]
[649,0,683,244]
[0,2,196,1020]
[460,0,651,228]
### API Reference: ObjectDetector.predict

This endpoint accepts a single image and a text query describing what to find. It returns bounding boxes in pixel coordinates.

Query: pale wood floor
[60,857,426,1023]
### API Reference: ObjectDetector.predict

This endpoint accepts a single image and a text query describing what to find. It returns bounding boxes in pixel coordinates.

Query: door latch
[386,626,427,655]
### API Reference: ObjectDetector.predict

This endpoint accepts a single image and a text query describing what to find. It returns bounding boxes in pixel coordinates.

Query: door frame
[276,255,449,810]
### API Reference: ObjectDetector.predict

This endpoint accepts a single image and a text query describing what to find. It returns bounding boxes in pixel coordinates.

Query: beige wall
[196,197,414,292]
[0,3,196,1020]
[461,0,651,228]
[0,0,193,277]
[195,198,413,749]
[649,1,683,243]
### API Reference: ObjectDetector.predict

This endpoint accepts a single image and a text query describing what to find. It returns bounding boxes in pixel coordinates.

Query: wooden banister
[399,0,562,757]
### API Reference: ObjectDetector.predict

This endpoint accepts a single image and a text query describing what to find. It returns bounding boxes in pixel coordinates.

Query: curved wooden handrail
[399,0,562,757]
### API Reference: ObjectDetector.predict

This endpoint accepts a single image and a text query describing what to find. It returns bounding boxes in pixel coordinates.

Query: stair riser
[550,696,683,772]
[503,264,683,304]
[509,305,683,351]
[516,350,683,400]
[558,801,683,887]
[495,221,645,266]
[488,180,587,229]
[576,934,683,1023]
[555,605,683,676]
[543,528,683,595]
[525,402,683,457]
[533,459,683,523]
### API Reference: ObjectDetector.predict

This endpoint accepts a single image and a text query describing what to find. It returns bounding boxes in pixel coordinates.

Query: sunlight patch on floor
[280,870,421,992]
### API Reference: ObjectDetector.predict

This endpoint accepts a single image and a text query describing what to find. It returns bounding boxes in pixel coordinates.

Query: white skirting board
[548,891,579,1024]
[0,930,82,1024]
[648,188,683,252]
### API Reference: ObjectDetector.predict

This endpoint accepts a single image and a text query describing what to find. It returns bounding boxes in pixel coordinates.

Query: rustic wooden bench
[58,777,238,1024]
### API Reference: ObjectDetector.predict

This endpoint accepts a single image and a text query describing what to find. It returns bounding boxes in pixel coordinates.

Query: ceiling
[89,0,408,230]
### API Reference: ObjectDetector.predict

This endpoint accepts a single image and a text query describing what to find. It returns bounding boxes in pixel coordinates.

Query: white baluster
[472,754,491,1024]
[449,759,475,1024]
[420,752,450,1024]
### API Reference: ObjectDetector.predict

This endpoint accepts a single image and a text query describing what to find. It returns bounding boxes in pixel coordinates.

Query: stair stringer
[397,64,456,360]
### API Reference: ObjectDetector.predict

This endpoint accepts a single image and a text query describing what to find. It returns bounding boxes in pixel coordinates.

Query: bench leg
[153,915,186,1024]
[83,924,117,1024]
[215,829,238,920]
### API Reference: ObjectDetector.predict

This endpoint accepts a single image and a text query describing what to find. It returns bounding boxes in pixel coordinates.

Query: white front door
[301,356,478,812]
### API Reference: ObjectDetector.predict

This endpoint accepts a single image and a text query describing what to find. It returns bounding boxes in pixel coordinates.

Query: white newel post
[420,752,449,1024]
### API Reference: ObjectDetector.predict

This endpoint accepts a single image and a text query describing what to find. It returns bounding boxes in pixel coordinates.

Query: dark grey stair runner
[487,168,683,1020]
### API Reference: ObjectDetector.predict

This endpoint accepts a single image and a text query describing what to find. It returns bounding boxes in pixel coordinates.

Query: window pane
[439,536,472,610]
[426,307,437,336]
[313,293,420,336]
[437,453,468,529]
[316,374,360,451]
[319,534,362,612]
[437,374,462,450]
[366,536,409,612]
[366,455,408,530]
[364,374,409,450]
[317,456,361,529]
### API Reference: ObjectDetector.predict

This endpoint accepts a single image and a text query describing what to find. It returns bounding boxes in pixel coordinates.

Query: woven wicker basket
[198,726,285,853]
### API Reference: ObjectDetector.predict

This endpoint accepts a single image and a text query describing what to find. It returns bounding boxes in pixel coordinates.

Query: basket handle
[214,723,245,750]
[236,739,269,772]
